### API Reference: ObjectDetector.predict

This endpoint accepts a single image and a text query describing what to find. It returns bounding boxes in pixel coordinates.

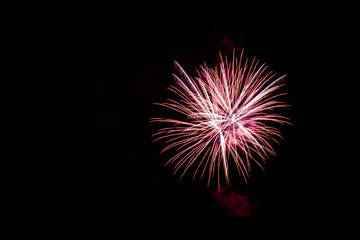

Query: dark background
[49,4,345,221]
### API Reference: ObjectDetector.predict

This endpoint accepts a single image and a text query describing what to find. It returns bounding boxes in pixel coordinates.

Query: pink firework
[151,50,290,187]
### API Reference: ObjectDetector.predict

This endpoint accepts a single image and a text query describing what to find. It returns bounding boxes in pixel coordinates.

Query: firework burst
[151,50,290,187]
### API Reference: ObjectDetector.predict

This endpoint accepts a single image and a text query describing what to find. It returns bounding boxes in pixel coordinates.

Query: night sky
[51,4,344,222]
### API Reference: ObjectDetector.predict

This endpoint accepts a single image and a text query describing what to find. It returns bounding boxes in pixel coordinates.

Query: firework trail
[151,50,290,187]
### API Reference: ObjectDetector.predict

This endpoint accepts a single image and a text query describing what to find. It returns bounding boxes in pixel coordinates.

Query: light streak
[150,50,290,187]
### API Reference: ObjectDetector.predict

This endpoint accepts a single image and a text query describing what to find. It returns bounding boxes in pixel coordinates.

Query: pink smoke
[211,187,262,216]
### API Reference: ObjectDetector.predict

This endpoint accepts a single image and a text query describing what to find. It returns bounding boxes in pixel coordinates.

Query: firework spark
[151,50,290,187]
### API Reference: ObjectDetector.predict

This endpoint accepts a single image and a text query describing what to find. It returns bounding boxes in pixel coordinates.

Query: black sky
[50,4,344,222]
